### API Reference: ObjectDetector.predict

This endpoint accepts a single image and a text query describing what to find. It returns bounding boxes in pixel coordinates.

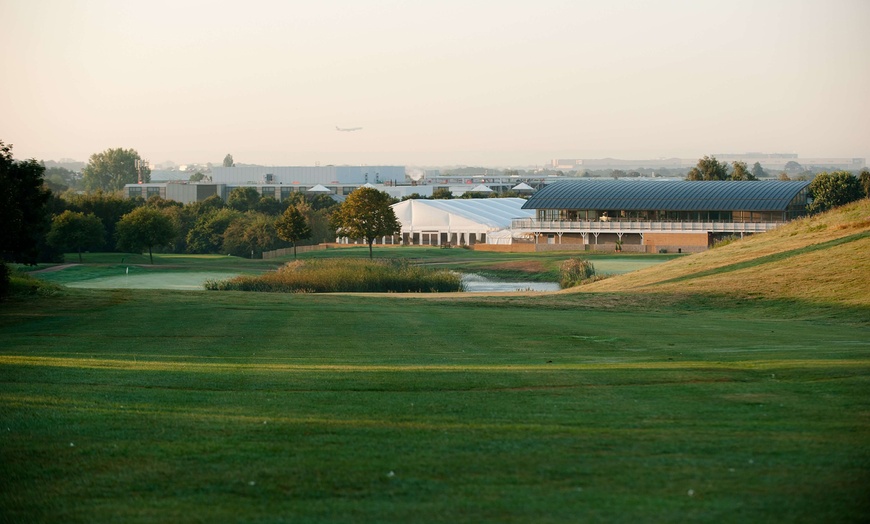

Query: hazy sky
[2,0,868,167]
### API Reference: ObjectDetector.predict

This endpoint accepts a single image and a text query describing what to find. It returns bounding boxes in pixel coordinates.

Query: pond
[57,270,562,293]
[461,273,561,293]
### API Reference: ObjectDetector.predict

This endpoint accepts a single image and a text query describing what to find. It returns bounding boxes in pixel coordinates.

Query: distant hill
[578,199,870,307]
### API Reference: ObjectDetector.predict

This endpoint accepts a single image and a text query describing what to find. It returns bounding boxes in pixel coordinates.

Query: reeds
[559,257,596,288]
[205,258,464,293]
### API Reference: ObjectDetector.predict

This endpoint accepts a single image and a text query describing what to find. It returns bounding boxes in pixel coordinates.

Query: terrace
[511,218,783,235]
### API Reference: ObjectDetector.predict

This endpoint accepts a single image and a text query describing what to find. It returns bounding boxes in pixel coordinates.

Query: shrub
[0,262,9,299]
[1,265,63,299]
[559,257,596,288]
[205,258,464,293]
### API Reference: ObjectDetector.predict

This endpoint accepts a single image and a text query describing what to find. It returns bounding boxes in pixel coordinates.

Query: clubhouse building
[513,180,812,253]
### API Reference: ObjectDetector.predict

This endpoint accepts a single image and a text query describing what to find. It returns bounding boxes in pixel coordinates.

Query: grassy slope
[2,208,870,522]
[579,199,870,307]
[1,289,868,523]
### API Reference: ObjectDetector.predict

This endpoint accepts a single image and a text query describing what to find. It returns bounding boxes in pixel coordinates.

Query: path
[30,263,79,274]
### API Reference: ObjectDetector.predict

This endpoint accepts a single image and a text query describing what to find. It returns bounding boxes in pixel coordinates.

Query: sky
[1,0,868,168]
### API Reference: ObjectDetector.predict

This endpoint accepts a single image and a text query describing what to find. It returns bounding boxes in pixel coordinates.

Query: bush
[559,257,596,288]
[0,264,63,299]
[0,262,9,299]
[205,258,464,293]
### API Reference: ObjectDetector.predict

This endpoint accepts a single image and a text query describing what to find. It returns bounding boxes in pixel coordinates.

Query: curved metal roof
[521,180,810,211]
[392,198,534,230]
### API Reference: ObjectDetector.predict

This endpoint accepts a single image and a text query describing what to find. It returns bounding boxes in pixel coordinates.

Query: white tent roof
[512,182,534,191]
[391,198,533,234]
[470,184,493,193]
[308,184,332,193]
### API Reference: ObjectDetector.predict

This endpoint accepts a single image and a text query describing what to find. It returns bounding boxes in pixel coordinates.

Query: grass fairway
[2,287,869,522]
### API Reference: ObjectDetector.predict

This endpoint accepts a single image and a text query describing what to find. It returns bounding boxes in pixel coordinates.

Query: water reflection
[461,273,561,293]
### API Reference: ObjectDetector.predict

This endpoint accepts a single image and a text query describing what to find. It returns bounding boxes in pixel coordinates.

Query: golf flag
[126,267,129,274]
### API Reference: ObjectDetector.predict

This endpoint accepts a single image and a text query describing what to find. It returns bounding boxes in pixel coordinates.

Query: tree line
[1,139,409,289]
[3,139,869,296]
[0,140,344,268]
[684,155,869,212]
[48,187,341,264]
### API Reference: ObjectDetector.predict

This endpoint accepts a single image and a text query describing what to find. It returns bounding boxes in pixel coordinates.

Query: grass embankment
[2,285,869,522]
[205,258,463,293]
[582,199,870,307]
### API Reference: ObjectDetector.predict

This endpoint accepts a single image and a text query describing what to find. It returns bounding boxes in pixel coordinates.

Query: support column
[557,232,563,244]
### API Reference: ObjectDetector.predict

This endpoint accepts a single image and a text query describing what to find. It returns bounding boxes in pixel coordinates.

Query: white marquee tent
[390,198,533,246]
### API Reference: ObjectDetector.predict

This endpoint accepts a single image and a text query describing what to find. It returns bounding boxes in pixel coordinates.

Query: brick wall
[643,232,709,253]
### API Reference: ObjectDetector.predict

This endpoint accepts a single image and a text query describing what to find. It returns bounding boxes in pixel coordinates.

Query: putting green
[64,271,239,290]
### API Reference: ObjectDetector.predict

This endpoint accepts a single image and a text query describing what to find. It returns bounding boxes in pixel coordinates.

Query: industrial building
[126,165,549,204]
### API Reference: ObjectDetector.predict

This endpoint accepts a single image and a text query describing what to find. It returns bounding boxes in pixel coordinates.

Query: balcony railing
[510,219,783,234]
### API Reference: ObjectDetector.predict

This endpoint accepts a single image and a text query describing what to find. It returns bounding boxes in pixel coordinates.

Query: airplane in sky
[336,126,362,132]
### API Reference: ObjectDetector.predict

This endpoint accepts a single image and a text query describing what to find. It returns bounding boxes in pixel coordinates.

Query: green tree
[686,156,729,181]
[729,161,757,181]
[227,187,261,212]
[222,213,281,258]
[276,206,312,258]
[186,208,241,254]
[187,194,225,218]
[309,193,339,211]
[189,171,207,182]
[160,205,196,254]
[400,193,429,201]
[431,187,453,199]
[64,190,139,251]
[807,171,863,213]
[0,140,52,265]
[46,211,105,263]
[329,187,401,258]
[254,196,283,215]
[116,207,177,264]
[223,154,234,167]
[778,172,791,181]
[44,165,81,191]
[859,169,870,199]
[784,161,803,173]
[751,162,767,179]
[82,148,149,191]
[145,195,182,209]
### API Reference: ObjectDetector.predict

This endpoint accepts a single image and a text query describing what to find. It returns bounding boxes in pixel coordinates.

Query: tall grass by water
[204,258,464,293]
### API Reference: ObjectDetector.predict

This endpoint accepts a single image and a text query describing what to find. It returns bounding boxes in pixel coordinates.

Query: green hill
[579,199,870,307]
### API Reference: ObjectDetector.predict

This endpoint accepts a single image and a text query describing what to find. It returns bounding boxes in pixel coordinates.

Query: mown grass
[1,287,869,522]
[30,253,284,287]
[3,204,869,522]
